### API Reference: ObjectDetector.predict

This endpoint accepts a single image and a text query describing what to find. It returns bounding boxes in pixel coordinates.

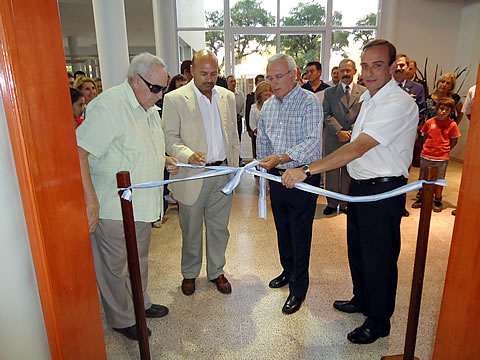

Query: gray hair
[267,53,297,72]
[127,52,167,82]
[339,58,356,69]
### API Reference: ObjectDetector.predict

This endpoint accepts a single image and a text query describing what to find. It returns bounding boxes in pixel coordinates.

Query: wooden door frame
[0,1,105,358]
[433,66,480,358]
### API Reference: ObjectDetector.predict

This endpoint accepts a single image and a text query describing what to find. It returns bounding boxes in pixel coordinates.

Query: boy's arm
[450,137,458,150]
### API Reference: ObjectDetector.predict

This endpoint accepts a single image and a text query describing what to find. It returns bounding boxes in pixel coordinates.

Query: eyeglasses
[266,70,291,82]
[138,74,167,94]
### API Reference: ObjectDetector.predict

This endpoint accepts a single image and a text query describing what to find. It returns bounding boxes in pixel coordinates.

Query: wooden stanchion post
[382,166,438,360]
[117,171,151,360]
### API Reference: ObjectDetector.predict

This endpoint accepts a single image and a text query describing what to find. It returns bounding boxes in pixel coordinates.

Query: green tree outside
[352,13,377,49]
[281,2,348,69]
[205,0,275,70]
[204,0,356,71]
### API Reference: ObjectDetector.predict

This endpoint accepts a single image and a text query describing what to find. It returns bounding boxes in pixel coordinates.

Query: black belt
[205,159,226,166]
[270,167,306,176]
[353,176,405,185]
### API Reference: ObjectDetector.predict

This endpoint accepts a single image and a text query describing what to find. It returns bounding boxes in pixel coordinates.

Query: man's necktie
[345,85,350,104]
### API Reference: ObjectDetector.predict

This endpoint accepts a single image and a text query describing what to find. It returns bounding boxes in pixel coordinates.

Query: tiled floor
[102,159,462,360]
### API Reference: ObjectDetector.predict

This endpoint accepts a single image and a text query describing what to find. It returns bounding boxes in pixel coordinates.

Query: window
[176,0,381,82]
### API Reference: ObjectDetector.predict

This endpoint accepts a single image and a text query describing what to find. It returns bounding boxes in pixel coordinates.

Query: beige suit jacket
[162,81,240,205]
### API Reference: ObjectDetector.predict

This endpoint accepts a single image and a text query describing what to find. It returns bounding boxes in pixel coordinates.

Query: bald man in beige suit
[163,50,240,296]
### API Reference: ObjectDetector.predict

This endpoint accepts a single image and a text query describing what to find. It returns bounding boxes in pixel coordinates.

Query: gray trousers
[91,219,152,328]
[178,175,233,280]
[325,165,351,209]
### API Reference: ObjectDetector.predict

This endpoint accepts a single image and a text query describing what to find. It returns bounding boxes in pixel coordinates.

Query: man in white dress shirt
[462,85,476,120]
[282,40,418,344]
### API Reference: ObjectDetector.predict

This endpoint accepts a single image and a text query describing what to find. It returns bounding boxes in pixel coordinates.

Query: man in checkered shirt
[257,53,323,315]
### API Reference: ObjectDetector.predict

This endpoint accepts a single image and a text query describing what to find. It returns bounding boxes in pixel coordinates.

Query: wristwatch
[302,165,311,177]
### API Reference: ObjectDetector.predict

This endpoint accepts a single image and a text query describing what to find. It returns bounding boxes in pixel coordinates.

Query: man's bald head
[192,49,218,67]
[192,49,219,99]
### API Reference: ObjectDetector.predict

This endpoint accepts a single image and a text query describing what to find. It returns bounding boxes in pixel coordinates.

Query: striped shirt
[256,83,323,168]
[76,80,165,222]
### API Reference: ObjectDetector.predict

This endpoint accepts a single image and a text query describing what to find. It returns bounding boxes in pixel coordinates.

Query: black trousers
[269,169,320,299]
[347,177,407,332]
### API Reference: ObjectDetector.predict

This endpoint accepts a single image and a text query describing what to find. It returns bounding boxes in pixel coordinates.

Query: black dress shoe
[323,206,336,215]
[282,295,303,315]
[347,323,389,344]
[269,274,288,288]
[333,300,362,314]
[145,304,169,318]
[181,278,196,296]
[113,324,152,341]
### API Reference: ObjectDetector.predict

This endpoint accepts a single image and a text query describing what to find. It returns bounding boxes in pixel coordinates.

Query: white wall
[177,0,207,56]
[0,100,50,359]
[379,0,480,161]
[450,0,480,160]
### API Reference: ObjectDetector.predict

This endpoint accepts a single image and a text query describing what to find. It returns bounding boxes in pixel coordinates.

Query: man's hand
[282,168,306,189]
[337,130,352,143]
[258,155,280,170]
[188,152,206,166]
[165,156,179,175]
[85,197,99,233]
[248,130,254,138]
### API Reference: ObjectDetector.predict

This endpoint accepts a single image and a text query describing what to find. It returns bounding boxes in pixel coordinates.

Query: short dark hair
[362,39,397,66]
[331,66,339,71]
[70,87,84,105]
[166,74,188,93]
[396,53,409,65]
[226,75,235,82]
[306,61,322,71]
[254,74,265,85]
[435,97,456,113]
[74,70,86,79]
[180,60,192,75]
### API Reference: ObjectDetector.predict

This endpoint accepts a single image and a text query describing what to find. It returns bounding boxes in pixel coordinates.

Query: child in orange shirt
[411,97,460,212]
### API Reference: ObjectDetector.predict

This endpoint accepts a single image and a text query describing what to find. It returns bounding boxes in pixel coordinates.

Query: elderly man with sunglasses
[76,53,178,341]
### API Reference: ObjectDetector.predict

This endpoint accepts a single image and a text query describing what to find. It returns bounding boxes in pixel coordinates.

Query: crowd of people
[71,38,474,345]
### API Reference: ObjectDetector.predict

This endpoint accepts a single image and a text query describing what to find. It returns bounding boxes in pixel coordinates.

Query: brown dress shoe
[181,278,195,296]
[210,274,232,294]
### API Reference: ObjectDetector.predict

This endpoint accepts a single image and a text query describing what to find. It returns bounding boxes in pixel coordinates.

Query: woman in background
[74,76,97,105]
[70,87,86,128]
[249,81,272,159]
[426,72,463,124]
[166,74,188,94]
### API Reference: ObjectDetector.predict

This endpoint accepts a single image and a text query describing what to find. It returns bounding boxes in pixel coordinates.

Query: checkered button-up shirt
[256,83,323,168]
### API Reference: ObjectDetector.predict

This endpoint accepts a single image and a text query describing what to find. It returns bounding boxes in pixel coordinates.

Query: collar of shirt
[123,79,158,117]
[193,81,219,103]
[273,83,301,104]
[396,79,407,88]
[360,78,398,105]
[341,82,352,93]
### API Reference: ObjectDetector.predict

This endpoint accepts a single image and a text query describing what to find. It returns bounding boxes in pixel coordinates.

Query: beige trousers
[178,174,233,280]
[90,219,152,328]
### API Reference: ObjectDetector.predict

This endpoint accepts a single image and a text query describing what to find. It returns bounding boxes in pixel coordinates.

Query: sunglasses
[138,74,167,94]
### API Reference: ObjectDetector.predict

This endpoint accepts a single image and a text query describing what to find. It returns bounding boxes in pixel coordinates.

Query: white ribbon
[120,162,446,219]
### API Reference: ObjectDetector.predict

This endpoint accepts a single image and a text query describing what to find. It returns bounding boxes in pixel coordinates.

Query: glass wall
[176,0,380,82]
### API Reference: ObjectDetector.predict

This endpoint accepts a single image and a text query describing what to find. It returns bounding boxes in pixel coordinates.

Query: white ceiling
[58,0,156,53]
